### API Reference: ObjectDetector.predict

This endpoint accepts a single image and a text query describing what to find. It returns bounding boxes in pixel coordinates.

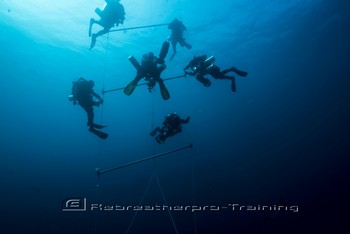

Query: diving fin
[231,78,236,92]
[90,34,97,50]
[158,41,170,63]
[89,128,108,139]
[92,123,107,129]
[159,81,170,100]
[124,80,137,96]
[128,56,141,71]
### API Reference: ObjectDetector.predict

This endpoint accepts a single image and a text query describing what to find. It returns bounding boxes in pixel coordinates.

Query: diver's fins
[128,56,141,71]
[90,34,97,50]
[159,81,170,100]
[92,123,107,129]
[231,67,248,77]
[185,44,192,49]
[89,128,108,139]
[231,78,237,92]
[124,81,137,96]
[158,41,170,63]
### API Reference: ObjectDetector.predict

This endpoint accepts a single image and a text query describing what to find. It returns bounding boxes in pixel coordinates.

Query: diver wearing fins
[89,0,125,50]
[168,18,192,61]
[184,55,248,92]
[69,78,108,139]
[124,41,171,100]
[150,112,190,144]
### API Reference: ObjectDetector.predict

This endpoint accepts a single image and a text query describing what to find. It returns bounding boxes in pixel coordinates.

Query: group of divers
[69,0,248,142]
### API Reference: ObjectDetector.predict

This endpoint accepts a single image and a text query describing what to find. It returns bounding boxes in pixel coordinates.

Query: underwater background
[0,0,349,233]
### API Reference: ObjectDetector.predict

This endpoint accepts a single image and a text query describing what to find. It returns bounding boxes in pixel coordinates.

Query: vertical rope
[151,92,155,151]
[154,170,179,234]
[191,148,197,234]
[100,32,110,125]
[150,93,178,233]
[96,33,110,185]
[126,172,155,234]
[94,32,110,234]
[126,92,157,233]
[186,120,197,233]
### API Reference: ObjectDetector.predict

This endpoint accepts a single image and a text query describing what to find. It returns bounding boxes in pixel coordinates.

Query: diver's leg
[179,38,192,49]
[89,101,105,128]
[184,41,192,49]
[195,74,211,87]
[230,76,236,92]
[169,40,177,61]
[89,18,96,37]
[90,28,109,50]
[213,75,237,92]
[158,79,170,100]
[171,40,177,53]
[81,105,94,128]
[220,68,233,76]
[83,105,108,137]
[95,28,110,38]
[230,66,248,77]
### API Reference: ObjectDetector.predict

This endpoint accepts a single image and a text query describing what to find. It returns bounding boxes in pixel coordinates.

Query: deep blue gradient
[0,0,349,233]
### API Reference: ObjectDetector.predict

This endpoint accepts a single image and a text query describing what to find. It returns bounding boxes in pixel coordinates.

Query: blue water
[0,0,349,233]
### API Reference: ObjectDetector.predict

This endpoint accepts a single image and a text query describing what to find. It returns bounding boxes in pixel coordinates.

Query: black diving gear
[124,41,171,100]
[184,55,248,92]
[150,113,190,144]
[70,78,108,139]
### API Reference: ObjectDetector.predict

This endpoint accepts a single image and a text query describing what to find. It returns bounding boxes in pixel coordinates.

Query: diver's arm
[184,62,196,76]
[183,60,194,71]
[181,116,190,124]
[91,90,103,101]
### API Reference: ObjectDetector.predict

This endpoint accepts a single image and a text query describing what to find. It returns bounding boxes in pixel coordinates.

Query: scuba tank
[69,81,78,105]
[194,56,215,72]
[128,55,141,71]
[68,78,88,105]
[204,56,215,67]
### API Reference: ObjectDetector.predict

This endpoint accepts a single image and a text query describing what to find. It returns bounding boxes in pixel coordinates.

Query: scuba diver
[69,78,108,139]
[183,55,248,92]
[89,0,125,50]
[150,113,190,144]
[168,18,192,61]
[124,41,171,100]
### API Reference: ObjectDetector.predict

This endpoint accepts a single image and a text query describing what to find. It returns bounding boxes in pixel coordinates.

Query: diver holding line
[69,78,108,139]
[184,55,248,92]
